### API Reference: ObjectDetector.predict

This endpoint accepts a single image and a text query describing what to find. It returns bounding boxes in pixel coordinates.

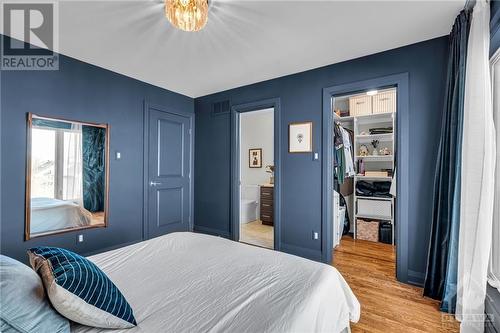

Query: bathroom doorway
[238,108,275,249]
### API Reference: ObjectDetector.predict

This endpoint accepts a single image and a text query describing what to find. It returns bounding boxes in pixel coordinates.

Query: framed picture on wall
[289,121,312,153]
[249,148,262,168]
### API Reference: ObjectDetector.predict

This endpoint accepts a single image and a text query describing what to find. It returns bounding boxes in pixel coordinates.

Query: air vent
[212,100,230,116]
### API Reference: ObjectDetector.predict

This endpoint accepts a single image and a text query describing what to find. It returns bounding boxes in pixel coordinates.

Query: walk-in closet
[332,87,397,257]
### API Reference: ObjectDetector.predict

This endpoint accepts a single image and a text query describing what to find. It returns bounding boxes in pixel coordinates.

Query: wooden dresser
[260,184,274,226]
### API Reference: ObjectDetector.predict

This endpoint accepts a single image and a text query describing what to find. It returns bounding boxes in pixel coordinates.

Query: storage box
[364,171,389,177]
[349,95,372,116]
[334,206,346,248]
[372,90,396,114]
[357,219,379,242]
[379,222,392,244]
[357,198,392,219]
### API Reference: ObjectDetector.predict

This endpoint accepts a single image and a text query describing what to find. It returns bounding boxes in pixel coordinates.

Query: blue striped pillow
[28,247,137,329]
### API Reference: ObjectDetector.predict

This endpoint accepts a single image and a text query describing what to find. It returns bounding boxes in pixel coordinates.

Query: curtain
[489,52,500,293]
[456,1,496,332]
[82,126,106,212]
[62,124,83,205]
[424,9,471,313]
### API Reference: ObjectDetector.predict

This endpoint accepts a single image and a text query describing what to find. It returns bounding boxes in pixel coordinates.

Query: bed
[30,197,92,234]
[71,232,360,333]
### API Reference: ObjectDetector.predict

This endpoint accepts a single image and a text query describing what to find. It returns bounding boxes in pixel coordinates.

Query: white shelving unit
[333,88,397,245]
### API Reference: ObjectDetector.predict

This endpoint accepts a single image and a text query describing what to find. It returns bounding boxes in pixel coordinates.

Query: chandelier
[165,0,208,32]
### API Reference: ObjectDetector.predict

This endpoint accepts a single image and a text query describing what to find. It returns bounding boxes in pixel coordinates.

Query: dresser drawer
[260,206,273,218]
[260,186,273,194]
[260,185,274,226]
[260,189,273,201]
[260,201,273,211]
[260,212,274,226]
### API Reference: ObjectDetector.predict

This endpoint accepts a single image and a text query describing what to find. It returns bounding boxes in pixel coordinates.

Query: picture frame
[249,148,262,168]
[289,121,313,153]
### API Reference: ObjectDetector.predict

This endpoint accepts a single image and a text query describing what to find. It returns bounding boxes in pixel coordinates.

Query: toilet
[240,185,259,224]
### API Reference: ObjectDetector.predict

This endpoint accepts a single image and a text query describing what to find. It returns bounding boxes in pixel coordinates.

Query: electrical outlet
[313,231,319,240]
[313,152,319,160]
[77,234,84,243]
[116,152,121,160]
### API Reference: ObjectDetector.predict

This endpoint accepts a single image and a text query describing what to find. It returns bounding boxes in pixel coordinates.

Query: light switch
[116,152,121,160]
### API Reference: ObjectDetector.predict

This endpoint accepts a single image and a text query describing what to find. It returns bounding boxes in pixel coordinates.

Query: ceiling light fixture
[165,0,208,32]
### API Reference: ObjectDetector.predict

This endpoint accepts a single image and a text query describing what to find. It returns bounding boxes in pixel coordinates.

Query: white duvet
[31,197,92,234]
[72,232,360,333]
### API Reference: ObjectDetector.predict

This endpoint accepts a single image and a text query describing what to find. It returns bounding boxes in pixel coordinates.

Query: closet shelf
[356,196,393,201]
[356,133,393,143]
[334,115,354,122]
[355,175,392,181]
[355,213,393,221]
[355,112,394,125]
[356,155,393,161]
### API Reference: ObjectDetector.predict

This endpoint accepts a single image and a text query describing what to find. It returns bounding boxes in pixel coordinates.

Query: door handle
[150,181,162,186]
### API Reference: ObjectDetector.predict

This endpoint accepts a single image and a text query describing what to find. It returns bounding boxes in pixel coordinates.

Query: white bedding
[30,197,92,234]
[72,232,360,333]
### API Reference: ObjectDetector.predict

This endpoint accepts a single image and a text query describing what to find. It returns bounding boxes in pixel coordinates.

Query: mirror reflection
[27,114,108,238]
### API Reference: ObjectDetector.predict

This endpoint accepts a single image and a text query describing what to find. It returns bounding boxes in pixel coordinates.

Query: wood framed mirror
[25,113,110,240]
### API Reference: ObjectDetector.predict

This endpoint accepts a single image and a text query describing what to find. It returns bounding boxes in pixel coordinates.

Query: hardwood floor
[240,220,273,249]
[90,211,105,225]
[334,236,459,332]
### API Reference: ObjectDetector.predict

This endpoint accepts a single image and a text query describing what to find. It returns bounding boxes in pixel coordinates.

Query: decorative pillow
[27,247,137,329]
[0,255,69,333]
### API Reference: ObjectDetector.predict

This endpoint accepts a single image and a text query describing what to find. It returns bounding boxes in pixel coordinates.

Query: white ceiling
[3,0,464,97]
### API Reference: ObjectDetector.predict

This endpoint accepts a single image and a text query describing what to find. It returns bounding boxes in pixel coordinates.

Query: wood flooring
[334,236,460,332]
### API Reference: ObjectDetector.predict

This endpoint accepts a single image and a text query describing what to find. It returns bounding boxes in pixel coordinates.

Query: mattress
[72,232,360,333]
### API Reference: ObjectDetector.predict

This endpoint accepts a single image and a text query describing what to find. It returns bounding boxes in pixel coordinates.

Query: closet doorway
[332,87,397,250]
[332,88,397,278]
[231,99,281,250]
[322,74,410,283]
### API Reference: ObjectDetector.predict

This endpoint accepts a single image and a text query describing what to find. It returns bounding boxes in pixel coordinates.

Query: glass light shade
[165,0,208,32]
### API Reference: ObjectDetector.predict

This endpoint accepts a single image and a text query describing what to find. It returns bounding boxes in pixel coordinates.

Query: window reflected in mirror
[26,114,109,239]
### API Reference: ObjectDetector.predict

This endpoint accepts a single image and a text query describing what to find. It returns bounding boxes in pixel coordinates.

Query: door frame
[230,98,282,250]
[142,101,195,240]
[322,73,411,284]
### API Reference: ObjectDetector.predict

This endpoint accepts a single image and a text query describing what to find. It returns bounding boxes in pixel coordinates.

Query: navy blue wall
[0,36,194,263]
[194,37,449,281]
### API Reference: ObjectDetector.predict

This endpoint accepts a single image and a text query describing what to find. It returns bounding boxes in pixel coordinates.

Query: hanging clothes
[333,122,355,184]
[340,127,355,178]
[333,123,345,184]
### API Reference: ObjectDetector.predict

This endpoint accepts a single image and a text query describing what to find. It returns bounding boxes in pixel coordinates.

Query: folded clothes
[356,181,392,197]
[369,127,393,135]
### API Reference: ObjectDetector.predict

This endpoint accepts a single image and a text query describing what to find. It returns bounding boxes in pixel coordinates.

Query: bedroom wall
[0,36,194,263]
[194,36,449,285]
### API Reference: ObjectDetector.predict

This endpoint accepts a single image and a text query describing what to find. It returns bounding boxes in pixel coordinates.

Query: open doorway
[238,108,275,249]
[331,86,398,274]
